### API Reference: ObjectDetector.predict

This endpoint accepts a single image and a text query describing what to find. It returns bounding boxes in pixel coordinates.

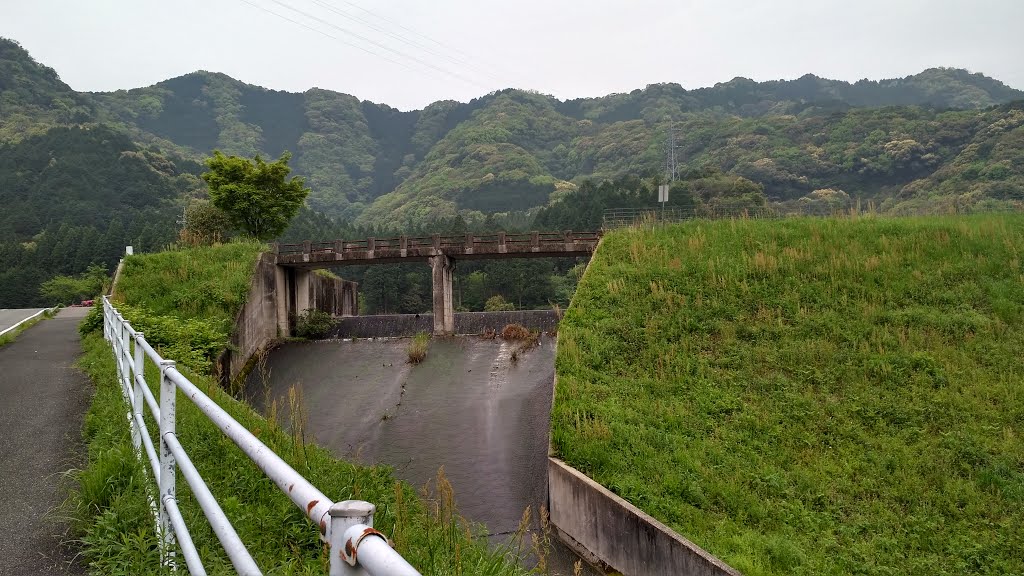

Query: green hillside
[5,36,1024,224]
[553,215,1024,575]
[3,35,1024,308]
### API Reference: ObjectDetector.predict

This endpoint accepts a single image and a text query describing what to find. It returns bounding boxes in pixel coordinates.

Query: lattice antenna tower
[665,119,678,182]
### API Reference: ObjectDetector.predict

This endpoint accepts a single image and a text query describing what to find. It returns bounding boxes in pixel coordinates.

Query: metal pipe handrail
[132,412,162,483]
[163,496,206,575]
[101,296,422,575]
[163,432,260,575]
[165,367,335,533]
[135,372,160,421]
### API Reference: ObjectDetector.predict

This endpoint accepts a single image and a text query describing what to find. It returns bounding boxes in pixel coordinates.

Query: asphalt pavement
[0,309,45,334]
[0,307,90,575]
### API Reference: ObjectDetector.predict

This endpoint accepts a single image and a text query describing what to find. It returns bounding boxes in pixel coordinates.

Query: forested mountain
[2,36,1024,306]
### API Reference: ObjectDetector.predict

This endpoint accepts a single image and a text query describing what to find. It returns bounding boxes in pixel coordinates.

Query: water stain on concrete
[246,335,595,574]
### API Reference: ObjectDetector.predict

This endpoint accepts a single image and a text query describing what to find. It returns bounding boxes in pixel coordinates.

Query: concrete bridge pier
[273,266,358,337]
[430,254,455,335]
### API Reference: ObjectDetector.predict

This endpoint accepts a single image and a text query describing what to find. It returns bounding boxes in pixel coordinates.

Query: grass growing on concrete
[407,332,430,364]
[552,215,1024,575]
[72,242,529,575]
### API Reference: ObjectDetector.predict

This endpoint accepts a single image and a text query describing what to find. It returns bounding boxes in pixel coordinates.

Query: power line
[308,0,502,83]
[328,0,521,87]
[235,0,414,72]
[266,0,490,89]
[333,0,481,66]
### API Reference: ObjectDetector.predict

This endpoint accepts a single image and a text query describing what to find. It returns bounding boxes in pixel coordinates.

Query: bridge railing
[101,296,421,576]
[274,230,602,258]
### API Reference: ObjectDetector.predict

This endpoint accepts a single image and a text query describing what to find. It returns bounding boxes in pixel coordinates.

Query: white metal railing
[101,296,421,575]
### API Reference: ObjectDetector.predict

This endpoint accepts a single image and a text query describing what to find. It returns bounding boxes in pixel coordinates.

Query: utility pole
[661,120,678,224]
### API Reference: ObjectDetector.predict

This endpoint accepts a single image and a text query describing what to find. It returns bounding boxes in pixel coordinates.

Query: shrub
[294,309,334,339]
[78,300,105,335]
[484,295,515,312]
[111,303,229,373]
[407,332,430,364]
[179,199,232,246]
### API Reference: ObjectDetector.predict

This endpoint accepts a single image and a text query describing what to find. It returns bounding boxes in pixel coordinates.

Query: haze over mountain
[2,36,1024,306]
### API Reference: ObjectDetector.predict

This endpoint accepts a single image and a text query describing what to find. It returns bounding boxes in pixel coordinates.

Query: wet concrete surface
[246,335,597,575]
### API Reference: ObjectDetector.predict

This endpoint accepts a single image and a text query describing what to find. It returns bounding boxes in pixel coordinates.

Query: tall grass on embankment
[552,215,1024,575]
[71,241,529,575]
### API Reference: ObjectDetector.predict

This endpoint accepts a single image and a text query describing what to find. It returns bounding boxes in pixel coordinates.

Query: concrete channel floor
[0,307,90,575]
[247,335,597,575]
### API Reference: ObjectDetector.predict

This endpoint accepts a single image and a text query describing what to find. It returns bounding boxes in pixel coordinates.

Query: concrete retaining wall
[548,458,741,576]
[220,255,359,384]
[309,272,357,317]
[330,309,560,339]
[220,254,278,384]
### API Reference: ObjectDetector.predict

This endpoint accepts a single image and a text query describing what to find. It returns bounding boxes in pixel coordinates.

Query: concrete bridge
[270,231,601,335]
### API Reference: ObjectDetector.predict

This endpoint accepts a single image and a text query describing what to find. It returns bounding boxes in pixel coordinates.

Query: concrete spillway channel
[244,335,596,575]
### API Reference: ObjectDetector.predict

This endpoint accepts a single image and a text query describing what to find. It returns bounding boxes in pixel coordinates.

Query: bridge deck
[272,231,601,268]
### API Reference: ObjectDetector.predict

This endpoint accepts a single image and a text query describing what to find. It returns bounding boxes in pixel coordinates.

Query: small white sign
[658,184,669,203]
[125,246,134,255]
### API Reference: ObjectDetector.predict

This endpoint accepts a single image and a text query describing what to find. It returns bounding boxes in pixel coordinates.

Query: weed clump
[294,309,334,339]
[407,332,430,364]
[500,323,531,340]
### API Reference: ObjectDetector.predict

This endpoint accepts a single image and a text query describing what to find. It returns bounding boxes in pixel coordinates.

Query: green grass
[114,240,265,325]
[72,242,531,575]
[552,214,1024,575]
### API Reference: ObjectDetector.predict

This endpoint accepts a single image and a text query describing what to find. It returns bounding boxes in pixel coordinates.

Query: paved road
[0,308,45,333]
[247,336,596,575]
[0,307,90,575]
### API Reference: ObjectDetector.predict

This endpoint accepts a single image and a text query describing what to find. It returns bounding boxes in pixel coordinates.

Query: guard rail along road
[102,296,421,576]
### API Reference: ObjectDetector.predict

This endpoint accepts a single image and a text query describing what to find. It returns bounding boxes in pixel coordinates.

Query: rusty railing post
[329,501,374,576]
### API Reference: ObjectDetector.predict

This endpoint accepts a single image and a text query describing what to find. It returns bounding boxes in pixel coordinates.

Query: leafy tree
[39,264,108,305]
[797,188,853,215]
[201,151,309,241]
[180,199,232,245]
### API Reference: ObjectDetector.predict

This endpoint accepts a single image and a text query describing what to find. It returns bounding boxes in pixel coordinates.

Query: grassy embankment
[552,215,1024,575]
[73,240,529,575]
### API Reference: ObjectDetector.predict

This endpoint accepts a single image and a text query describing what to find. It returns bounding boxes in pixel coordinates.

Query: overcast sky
[3,0,1022,110]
